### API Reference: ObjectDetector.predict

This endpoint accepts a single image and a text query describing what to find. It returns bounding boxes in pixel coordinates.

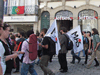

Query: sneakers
[94,64,99,67]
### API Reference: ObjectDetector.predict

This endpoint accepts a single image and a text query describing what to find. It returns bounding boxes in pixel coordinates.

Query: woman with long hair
[86,28,100,69]
[0,24,18,75]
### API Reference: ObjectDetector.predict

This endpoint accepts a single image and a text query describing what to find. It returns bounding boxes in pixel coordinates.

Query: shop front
[78,9,98,32]
[55,10,73,31]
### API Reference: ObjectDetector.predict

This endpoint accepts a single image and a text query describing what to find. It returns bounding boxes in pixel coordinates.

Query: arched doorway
[78,9,98,32]
[41,11,50,30]
[55,10,73,31]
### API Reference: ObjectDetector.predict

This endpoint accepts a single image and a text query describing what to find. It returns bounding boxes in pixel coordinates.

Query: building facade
[3,0,38,33]
[38,0,100,34]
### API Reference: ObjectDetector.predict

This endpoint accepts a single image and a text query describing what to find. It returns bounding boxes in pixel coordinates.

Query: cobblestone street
[12,51,100,75]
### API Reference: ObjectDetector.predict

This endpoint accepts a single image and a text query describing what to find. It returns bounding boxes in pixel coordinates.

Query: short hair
[41,28,47,34]
[3,23,10,30]
[27,30,34,37]
[11,35,15,40]
[60,27,67,33]
[19,32,25,37]
[92,28,99,35]
[87,31,91,36]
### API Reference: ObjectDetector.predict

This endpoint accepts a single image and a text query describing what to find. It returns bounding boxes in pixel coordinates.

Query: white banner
[67,26,83,53]
[45,20,61,55]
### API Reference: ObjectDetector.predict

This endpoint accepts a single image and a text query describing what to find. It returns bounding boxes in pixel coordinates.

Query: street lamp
[0,0,4,20]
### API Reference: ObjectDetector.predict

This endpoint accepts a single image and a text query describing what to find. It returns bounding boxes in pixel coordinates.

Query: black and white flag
[67,26,83,53]
[45,20,61,54]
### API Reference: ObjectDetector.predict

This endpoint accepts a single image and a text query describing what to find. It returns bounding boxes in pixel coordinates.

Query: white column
[73,18,78,28]
[19,0,24,6]
[34,23,38,34]
[86,0,90,5]
[62,0,65,6]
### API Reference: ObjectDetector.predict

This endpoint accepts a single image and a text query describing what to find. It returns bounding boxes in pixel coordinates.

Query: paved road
[12,51,100,75]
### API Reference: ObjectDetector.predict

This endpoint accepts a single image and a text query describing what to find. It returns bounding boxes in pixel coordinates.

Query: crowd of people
[0,22,100,75]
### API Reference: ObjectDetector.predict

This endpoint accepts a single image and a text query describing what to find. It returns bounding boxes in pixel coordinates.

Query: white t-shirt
[0,42,6,75]
[21,38,34,64]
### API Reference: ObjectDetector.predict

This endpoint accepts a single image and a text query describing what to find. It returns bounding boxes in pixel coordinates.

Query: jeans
[21,62,37,75]
[71,50,81,63]
[78,49,85,57]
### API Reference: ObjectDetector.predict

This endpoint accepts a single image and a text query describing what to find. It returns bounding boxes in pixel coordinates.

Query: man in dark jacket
[58,27,68,73]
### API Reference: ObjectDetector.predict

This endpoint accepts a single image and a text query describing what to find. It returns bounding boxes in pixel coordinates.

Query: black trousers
[5,60,13,75]
[58,53,68,71]
[15,57,20,71]
[71,50,80,63]
[85,49,88,64]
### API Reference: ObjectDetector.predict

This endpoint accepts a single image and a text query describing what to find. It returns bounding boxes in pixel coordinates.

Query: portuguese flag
[12,6,24,14]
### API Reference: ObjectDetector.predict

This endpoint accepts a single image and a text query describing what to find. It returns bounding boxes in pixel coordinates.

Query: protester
[58,27,68,73]
[0,23,18,75]
[36,33,43,65]
[39,28,55,75]
[11,35,16,51]
[77,31,89,64]
[15,34,20,41]
[86,31,99,66]
[14,32,25,73]
[2,24,13,75]
[18,30,37,75]
[86,28,100,69]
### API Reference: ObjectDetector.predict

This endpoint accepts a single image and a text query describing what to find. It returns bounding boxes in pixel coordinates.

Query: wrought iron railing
[4,5,38,15]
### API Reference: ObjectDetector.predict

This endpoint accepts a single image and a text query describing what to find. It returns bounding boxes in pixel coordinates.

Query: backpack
[27,34,37,61]
[16,38,25,51]
[47,37,56,56]
[16,38,25,62]
[63,34,73,50]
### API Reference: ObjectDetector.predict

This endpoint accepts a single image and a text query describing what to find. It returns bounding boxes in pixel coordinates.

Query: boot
[94,58,99,67]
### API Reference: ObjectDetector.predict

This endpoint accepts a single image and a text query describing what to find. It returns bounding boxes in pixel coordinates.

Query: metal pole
[0,0,4,20]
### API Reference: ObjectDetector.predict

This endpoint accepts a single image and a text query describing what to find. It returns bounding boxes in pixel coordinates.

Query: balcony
[4,5,38,15]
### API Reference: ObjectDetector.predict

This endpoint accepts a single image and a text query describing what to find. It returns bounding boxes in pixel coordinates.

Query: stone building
[37,0,100,33]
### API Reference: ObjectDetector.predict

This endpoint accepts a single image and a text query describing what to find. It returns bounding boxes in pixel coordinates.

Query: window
[78,9,98,32]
